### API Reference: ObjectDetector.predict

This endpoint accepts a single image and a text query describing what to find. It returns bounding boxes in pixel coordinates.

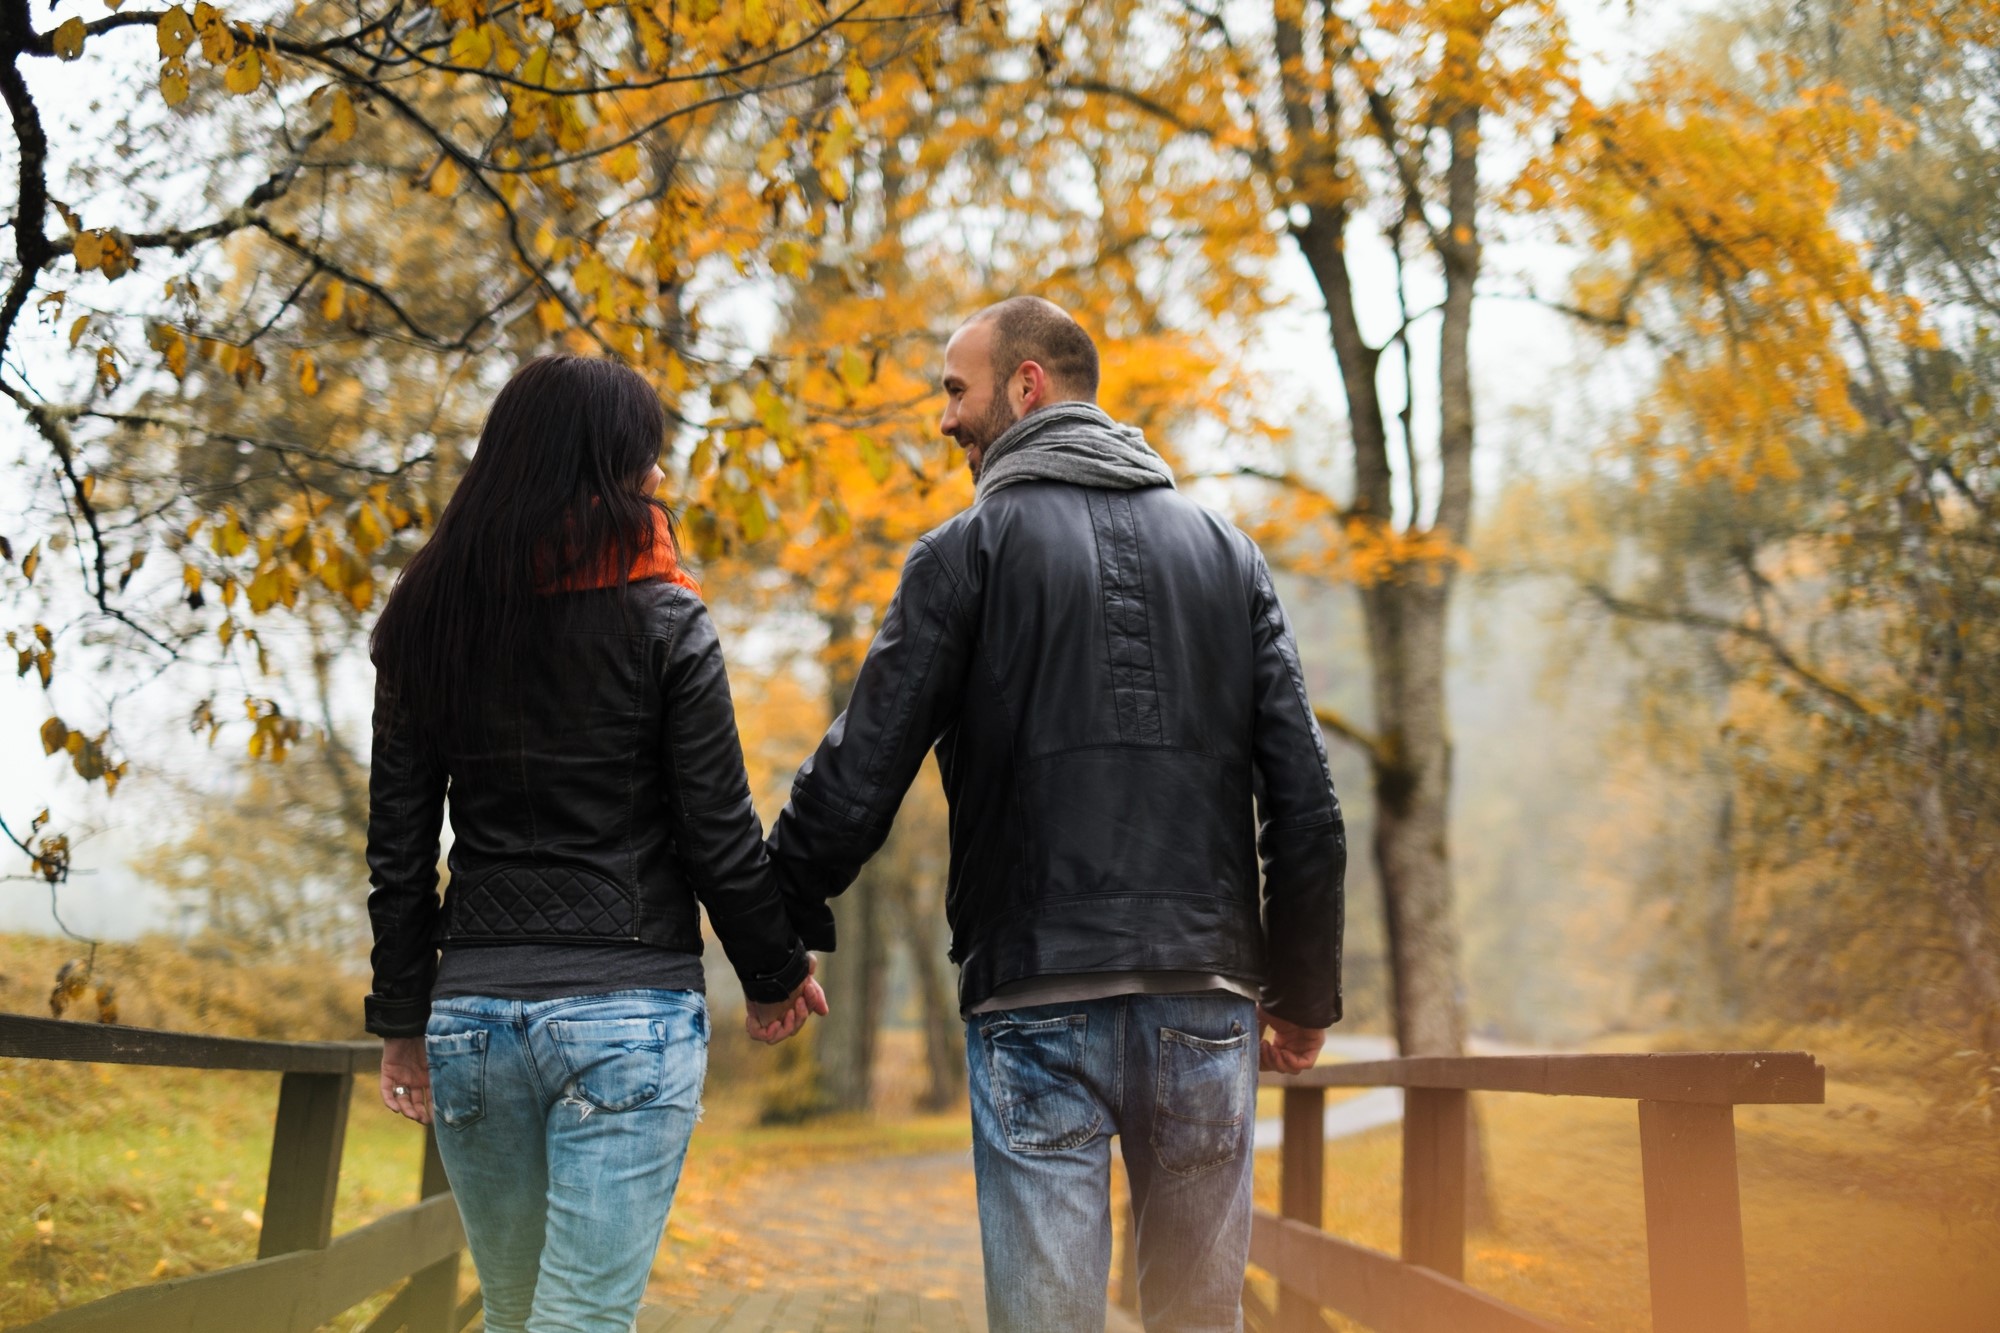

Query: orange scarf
[554,507,700,594]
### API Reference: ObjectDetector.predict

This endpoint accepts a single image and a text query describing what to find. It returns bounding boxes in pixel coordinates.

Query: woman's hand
[380,1036,434,1124]
[746,954,830,1045]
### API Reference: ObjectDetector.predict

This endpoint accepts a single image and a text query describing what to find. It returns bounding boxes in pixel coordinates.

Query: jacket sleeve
[767,536,972,949]
[1248,548,1347,1028]
[661,597,812,1003]
[364,674,448,1038]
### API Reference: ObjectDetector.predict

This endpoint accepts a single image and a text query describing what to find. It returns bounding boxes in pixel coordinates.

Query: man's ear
[1015,359,1053,412]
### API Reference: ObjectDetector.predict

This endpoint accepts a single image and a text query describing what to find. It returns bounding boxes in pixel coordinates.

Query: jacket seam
[1255,560,1337,820]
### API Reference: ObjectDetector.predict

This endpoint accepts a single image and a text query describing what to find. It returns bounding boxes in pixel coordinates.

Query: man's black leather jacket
[364,583,810,1037]
[767,482,1346,1026]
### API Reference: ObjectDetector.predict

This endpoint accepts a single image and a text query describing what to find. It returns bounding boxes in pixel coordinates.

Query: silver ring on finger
[394,1085,408,1097]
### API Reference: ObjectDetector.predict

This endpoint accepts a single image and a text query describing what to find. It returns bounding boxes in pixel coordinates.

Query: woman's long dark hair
[371,355,676,735]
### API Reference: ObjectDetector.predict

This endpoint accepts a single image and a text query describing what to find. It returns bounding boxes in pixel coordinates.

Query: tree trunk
[804,610,890,1112]
[814,861,886,1111]
[1362,579,1468,1058]
[888,869,965,1109]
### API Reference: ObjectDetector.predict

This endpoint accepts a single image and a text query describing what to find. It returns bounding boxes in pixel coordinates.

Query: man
[768,296,1345,1333]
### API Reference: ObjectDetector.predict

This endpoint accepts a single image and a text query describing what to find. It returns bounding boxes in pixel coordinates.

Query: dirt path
[645,1150,1143,1333]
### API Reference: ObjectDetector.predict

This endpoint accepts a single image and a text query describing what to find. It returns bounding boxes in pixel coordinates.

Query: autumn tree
[1533,0,2000,1062]
[1,0,944,886]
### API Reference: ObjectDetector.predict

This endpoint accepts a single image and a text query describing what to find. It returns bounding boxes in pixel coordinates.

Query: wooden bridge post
[1400,1087,1468,1280]
[258,1070,351,1258]
[1277,1086,1325,1333]
[1637,1099,1750,1333]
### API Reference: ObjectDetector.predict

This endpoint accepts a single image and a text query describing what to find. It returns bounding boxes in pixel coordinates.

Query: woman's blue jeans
[967,993,1259,1333]
[424,989,708,1333]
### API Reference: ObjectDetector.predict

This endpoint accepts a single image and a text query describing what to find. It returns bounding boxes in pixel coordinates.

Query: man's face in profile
[940,320,1020,481]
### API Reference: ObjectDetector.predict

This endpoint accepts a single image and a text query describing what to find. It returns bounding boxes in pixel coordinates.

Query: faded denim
[967,993,1259,1333]
[425,989,708,1333]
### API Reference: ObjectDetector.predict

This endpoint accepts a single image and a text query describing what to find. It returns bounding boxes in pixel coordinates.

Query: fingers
[1257,1037,1315,1075]
[381,1076,433,1123]
[803,978,829,1017]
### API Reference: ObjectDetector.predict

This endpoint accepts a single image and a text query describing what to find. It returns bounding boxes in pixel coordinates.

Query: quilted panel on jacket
[447,864,639,940]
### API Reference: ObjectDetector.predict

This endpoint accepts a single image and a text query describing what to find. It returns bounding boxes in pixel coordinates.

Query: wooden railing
[1239,1052,1827,1333]
[0,1014,473,1333]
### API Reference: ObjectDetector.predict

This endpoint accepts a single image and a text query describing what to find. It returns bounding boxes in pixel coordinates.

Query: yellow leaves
[813,112,858,203]
[40,716,124,786]
[71,229,132,280]
[21,542,41,583]
[223,45,260,95]
[213,340,265,385]
[328,88,356,143]
[855,432,890,484]
[210,511,249,558]
[1549,61,1898,490]
[449,23,494,68]
[293,351,320,396]
[756,137,790,178]
[157,6,194,57]
[95,344,123,393]
[837,346,870,393]
[607,142,642,185]
[243,699,301,763]
[160,59,190,106]
[53,17,86,60]
[68,316,89,349]
[732,0,776,48]
[771,239,809,278]
[320,278,345,322]
[536,297,566,333]
[429,155,461,198]
[148,321,190,377]
[844,60,871,106]
[9,624,56,688]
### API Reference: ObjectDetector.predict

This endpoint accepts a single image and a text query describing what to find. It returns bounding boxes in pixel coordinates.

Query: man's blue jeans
[967,993,1259,1333]
[424,990,708,1333]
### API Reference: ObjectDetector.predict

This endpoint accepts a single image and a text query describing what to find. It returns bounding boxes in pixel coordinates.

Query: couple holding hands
[362,297,1346,1333]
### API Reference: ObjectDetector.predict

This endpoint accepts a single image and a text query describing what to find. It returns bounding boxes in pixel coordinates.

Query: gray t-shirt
[965,971,1258,1015]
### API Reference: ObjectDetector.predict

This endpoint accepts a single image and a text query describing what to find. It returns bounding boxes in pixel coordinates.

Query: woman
[363,355,825,1333]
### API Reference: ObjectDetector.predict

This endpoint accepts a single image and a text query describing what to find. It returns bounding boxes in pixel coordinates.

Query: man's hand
[1256,1006,1326,1075]
[746,954,830,1044]
[380,1036,433,1124]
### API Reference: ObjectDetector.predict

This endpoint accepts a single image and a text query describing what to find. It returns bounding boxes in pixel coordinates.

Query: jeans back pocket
[983,1013,1102,1153]
[549,1017,670,1113]
[424,1027,489,1130]
[1152,1026,1251,1177]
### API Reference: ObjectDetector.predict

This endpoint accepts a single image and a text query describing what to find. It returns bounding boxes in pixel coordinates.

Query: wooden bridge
[0,1013,1825,1333]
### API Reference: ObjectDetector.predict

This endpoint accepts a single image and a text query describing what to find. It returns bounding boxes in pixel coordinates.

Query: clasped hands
[743,953,829,1044]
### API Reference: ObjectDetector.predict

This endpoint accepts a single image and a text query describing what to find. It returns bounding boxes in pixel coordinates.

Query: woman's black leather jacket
[364,582,809,1037]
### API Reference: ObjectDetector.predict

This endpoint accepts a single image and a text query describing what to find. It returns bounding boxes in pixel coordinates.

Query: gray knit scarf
[974,401,1176,503]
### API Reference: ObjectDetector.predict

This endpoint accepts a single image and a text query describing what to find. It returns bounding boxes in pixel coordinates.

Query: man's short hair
[967,296,1100,400]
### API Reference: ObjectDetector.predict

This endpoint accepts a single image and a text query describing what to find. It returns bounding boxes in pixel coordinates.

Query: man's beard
[961,396,1020,482]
